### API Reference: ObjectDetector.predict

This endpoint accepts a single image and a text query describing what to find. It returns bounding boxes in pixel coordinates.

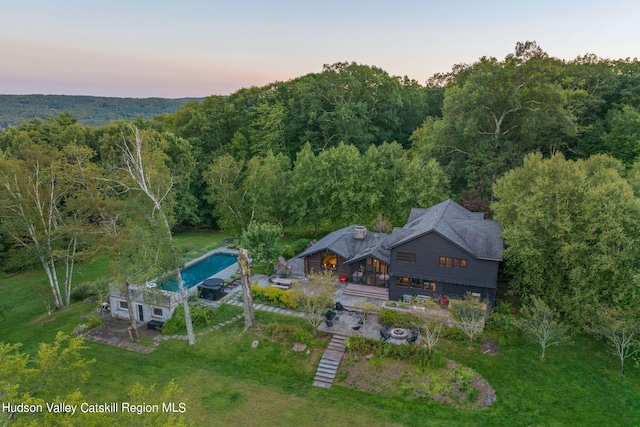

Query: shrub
[85,315,104,330]
[378,308,421,329]
[346,336,378,354]
[163,303,216,334]
[440,326,472,342]
[485,308,520,346]
[262,285,284,304]
[71,282,95,302]
[281,239,310,259]
[292,330,314,345]
[251,285,300,309]
[345,336,446,368]
[280,289,301,309]
[263,322,297,341]
[251,284,267,302]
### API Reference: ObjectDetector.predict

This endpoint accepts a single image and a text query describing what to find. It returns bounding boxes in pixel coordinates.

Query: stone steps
[312,334,348,388]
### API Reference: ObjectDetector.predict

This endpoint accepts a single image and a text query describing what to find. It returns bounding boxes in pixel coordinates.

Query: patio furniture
[325,310,336,321]
[270,277,292,289]
[147,320,164,331]
[198,278,225,301]
[325,319,333,328]
[380,328,391,341]
[335,301,346,312]
[406,331,418,344]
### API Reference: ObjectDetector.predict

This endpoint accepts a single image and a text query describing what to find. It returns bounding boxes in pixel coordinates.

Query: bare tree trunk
[238,249,255,330]
[175,265,196,345]
[161,211,196,346]
[64,237,77,306]
[118,128,196,346]
[124,282,139,342]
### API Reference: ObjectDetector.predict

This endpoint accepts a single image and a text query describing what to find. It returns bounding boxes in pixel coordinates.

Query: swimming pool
[160,253,238,291]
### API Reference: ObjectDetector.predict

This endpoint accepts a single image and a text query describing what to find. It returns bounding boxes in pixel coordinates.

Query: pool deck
[183,247,239,269]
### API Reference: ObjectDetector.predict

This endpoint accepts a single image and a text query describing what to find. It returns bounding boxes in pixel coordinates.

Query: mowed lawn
[1,232,640,426]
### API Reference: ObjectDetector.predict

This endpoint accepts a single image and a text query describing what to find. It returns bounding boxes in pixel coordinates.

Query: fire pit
[389,328,409,340]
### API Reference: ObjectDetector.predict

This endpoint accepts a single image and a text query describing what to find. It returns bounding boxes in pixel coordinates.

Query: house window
[396,276,435,290]
[321,253,337,269]
[396,277,409,287]
[397,251,416,262]
[440,256,466,269]
[118,300,128,310]
[152,307,163,317]
[423,281,437,291]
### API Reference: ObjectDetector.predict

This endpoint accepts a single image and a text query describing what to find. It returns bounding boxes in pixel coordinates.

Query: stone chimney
[354,225,367,240]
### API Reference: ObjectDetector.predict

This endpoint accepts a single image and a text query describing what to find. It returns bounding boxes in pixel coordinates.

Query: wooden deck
[343,283,389,300]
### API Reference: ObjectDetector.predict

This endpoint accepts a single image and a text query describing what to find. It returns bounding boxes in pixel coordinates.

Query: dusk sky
[1,0,639,98]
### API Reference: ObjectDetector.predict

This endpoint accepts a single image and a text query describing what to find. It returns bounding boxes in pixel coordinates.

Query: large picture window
[321,253,337,269]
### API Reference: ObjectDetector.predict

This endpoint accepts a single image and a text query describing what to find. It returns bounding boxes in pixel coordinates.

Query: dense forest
[0,94,201,128]
[2,41,640,321]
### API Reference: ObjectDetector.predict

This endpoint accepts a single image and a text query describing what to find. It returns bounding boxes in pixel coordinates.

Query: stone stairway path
[312,334,347,388]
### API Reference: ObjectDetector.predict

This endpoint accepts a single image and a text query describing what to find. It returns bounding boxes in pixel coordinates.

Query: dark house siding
[389,232,498,304]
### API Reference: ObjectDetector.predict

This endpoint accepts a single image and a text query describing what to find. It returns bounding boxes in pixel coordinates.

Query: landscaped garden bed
[337,336,496,409]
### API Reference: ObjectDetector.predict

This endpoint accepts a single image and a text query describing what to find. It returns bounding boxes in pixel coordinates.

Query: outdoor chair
[325,310,336,321]
[406,332,418,344]
[325,319,333,328]
[380,328,390,341]
[335,301,346,312]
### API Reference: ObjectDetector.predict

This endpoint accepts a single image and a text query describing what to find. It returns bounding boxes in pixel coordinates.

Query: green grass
[2,231,640,426]
[173,230,234,263]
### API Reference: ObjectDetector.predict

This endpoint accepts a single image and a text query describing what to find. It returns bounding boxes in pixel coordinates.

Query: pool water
[160,253,238,291]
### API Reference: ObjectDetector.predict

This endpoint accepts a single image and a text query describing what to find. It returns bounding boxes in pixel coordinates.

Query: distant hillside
[0,94,204,128]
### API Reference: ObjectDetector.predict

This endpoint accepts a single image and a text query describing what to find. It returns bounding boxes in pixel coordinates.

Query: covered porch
[347,256,390,288]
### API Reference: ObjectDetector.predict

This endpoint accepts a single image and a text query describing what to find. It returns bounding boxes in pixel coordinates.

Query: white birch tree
[0,145,85,308]
[113,127,196,345]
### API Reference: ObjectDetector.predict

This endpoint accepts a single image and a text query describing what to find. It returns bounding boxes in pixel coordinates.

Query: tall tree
[412,42,576,198]
[112,127,196,345]
[0,144,88,308]
[493,152,640,322]
[204,152,286,233]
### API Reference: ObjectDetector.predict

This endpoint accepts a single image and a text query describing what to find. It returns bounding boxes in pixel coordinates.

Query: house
[109,282,184,324]
[297,200,503,305]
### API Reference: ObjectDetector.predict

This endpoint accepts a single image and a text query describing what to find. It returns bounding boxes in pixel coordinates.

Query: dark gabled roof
[297,225,391,264]
[297,200,503,264]
[386,199,503,261]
